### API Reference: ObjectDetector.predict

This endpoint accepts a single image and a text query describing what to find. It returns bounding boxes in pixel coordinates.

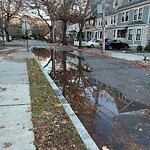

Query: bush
[136,45,143,52]
[46,38,53,43]
[144,45,150,52]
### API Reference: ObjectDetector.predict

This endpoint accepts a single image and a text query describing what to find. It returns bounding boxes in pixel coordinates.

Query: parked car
[100,38,111,46]
[0,36,12,41]
[73,39,87,47]
[86,39,101,48]
[105,39,130,50]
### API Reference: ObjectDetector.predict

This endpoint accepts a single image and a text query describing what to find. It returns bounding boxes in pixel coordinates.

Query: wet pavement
[32,47,150,150]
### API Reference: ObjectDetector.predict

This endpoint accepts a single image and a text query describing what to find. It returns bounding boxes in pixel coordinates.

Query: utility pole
[101,0,105,53]
[25,21,29,52]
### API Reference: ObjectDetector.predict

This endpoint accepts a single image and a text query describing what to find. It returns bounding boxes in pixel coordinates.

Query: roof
[118,0,150,10]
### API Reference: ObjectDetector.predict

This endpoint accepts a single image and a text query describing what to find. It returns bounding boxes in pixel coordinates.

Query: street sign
[22,22,30,30]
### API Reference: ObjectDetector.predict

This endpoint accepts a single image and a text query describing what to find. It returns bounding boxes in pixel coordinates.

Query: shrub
[46,38,53,43]
[136,45,143,52]
[144,45,150,52]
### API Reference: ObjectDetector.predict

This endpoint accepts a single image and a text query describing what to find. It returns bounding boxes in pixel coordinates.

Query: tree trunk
[62,51,66,71]
[4,23,10,42]
[62,21,67,45]
[78,29,82,49]
[78,20,84,49]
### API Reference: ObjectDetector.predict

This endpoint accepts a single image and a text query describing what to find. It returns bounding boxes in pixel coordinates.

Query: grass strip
[27,59,87,150]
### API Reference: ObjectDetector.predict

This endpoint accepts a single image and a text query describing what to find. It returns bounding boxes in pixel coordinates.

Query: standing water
[32,47,150,150]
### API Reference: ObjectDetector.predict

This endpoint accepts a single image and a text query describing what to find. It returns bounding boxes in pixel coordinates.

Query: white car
[0,36,12,41]
[86,39,101,48]
[73,39,87,47]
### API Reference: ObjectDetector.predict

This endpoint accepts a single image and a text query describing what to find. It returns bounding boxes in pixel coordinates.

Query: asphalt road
[84,53,150,107]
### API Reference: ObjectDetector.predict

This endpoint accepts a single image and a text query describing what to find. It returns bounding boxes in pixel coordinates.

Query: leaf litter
[27,59,87,150]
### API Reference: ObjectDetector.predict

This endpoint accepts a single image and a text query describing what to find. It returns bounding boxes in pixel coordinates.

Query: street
[2,39,150,149]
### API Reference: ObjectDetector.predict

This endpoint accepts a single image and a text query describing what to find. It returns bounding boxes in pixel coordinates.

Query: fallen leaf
[74,111,78,114]
[0,125,6,129]
[61,119,67,124]
[43,110,52,115]
[28,128,33,131]
[102,146,110,150]
[55,103,62,107]
[3,142,13,148]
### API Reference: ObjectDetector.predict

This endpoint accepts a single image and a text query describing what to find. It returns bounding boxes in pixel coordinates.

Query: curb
[31,51,99,150]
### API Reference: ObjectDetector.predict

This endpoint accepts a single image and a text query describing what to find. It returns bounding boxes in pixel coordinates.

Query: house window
[111,16,113,24]
[122,12,125,22]
[95,32,97,39]
[128,29,133,40]
[134,9,138,20]
[115,0,118,6]
[111,15,116,24]
[113,30,116,38]
[134,8,143,20]
[114,15,116,24]
[138,8,143,19]
[136,29,141,40]
[125,12,129,21]
[122,12,129,22]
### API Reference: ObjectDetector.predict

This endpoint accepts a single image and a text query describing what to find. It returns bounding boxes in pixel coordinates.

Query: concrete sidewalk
[84,48,150,61]
[0,48,36,150]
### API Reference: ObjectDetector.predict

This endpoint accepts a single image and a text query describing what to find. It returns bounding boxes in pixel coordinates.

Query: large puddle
[32,47,150,150]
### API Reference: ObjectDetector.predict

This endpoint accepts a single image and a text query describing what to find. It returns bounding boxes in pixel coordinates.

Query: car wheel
[124,46,128,50]
[90,44,94,48]
[108,45,113,50]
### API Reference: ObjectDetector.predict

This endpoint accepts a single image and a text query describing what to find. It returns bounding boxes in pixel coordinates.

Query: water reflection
[32,47,150,149]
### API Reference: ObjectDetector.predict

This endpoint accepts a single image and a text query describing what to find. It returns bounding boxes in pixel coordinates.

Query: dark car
[100,38,111,47]
[106,39,130,50]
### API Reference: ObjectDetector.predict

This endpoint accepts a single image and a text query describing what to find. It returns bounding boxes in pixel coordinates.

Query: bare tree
[39,0,77,45]
[25,0,53,40]
[75,0,94,49]
[2,0,23,41]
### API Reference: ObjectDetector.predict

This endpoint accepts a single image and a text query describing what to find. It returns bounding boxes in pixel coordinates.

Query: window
[122,12,129,22]
[111,15,116,24]
[138,8,143,19]
[95,32,97,39]
[115,0,118,6]
[122,12,125,22]
[134,8,143,20]
[128,29,133,40]
[136,29,141,40]
[134,9,138,20]
[125,12,129,21]
[111,16,113,24]
[114,15,116,24]
[113,30,116,38]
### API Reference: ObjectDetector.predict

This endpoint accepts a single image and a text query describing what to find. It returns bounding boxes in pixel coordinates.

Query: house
[116,0,150,47]
[67,0,150,47]
[98,0,150,47]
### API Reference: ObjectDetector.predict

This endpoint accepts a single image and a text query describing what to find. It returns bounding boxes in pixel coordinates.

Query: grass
[27,59,87,150]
